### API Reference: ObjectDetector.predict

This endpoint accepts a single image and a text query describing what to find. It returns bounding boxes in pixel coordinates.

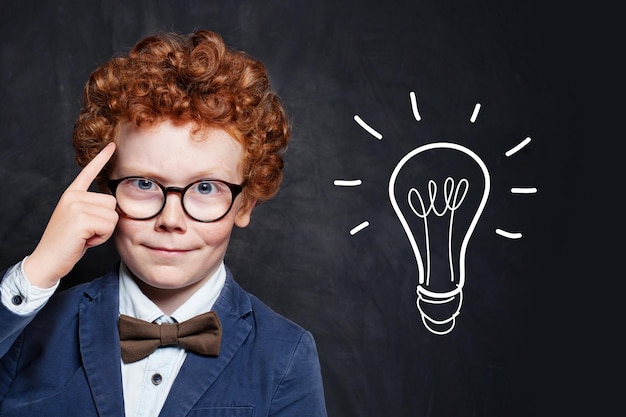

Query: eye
[193,180,217,195]
[127,178,157,191]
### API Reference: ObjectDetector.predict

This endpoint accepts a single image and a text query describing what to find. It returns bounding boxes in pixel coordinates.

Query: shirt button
[11,295,23,305]
[151,373,163,385]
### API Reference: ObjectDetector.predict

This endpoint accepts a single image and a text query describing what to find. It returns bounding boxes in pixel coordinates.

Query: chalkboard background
[0,1,598,416]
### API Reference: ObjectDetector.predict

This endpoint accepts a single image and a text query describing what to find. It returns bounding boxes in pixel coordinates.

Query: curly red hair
[72,30,290,208]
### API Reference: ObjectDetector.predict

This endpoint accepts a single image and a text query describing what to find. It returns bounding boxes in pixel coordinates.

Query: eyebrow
[113,168,240,185]
[113,160,242,184]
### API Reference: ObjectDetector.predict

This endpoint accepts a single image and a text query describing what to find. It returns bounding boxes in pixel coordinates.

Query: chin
[128,267,192,290]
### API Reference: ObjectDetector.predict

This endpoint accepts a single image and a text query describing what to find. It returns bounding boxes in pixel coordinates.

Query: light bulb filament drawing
[408,177,469,288]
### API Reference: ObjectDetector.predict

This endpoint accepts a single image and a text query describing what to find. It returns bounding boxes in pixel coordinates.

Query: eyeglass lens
[113,177,236,222]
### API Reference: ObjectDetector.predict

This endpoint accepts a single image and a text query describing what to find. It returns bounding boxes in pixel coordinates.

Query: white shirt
[0,258,226,417]
[118,262,225,417]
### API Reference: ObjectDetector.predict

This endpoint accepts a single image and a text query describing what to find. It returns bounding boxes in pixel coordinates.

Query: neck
[132,277,202,316]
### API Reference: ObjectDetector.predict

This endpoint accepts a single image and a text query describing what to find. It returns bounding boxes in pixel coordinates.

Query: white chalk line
[470,103,481,123]
[350,221,370,235]
[409,91,421,121]
[495,229,522,239]
[505,137,532,157]
[511,187,537,194]
[333,179,362,186]
[353,115,382,140]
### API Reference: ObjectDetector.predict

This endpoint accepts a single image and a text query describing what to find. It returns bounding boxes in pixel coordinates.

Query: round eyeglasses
[107,176,245,223]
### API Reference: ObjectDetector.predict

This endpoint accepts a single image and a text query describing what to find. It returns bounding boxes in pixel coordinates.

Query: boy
[0,30,327,416]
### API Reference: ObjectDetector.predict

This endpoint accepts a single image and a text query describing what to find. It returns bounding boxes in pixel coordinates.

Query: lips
[144,245,193,256]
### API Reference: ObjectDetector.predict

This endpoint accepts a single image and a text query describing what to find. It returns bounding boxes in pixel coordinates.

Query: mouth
[145,245,193,256]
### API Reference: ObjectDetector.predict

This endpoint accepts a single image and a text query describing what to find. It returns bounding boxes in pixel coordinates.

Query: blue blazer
[0,267,327,416]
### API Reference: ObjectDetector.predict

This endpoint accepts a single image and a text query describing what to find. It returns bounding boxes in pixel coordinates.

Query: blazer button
[11,295,23,305]
[151,373,163,385]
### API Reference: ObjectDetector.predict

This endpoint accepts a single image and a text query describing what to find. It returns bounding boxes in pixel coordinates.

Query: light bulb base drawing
[416,285,463,335]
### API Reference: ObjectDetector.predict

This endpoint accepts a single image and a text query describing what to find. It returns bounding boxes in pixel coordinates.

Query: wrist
[22,253,63,289]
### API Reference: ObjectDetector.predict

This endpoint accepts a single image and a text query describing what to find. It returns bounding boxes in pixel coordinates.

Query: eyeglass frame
[106,176,246,223]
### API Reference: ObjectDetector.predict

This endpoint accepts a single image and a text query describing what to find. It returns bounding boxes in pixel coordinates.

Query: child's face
[109,120,253,298]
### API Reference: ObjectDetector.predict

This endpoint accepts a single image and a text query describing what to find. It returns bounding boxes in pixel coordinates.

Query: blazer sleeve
[0,297,34,403]
[268,330,328,417]
[0,302,31,358]
[0,266,39,359]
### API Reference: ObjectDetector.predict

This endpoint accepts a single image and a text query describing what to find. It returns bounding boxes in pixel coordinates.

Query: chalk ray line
[511,187,537,194]
[409,91,421,121]
[505,137,532,157]
[495,228,522,239]
[470,103,481,123]
[353,115,382,140]
[350,221,370,235]
[334,179,362,186]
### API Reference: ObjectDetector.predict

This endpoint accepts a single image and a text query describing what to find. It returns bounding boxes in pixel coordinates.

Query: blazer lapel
[79,271,126,417]
[158,273,252,417]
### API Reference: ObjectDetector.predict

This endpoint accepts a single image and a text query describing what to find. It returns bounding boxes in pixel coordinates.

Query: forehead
[111,120,244,183]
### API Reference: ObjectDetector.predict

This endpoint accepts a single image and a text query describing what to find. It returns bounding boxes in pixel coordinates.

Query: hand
[23,143,119,288]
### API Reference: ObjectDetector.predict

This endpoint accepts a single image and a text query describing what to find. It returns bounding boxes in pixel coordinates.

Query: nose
[155,192,187,232]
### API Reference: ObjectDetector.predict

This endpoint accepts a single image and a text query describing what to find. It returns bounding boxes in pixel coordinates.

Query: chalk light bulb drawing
[337,92,537,335]
[388,143,490,335]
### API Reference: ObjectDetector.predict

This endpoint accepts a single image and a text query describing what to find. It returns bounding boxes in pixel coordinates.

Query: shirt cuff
[0,257,59,315]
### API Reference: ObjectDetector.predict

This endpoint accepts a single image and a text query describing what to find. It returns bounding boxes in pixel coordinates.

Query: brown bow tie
[118,312,222,363]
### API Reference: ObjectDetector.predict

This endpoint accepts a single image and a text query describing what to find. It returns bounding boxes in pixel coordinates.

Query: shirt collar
[118,261,226,323]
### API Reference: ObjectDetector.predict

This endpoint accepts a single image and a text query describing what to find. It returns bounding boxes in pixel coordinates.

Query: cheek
[116,216,141,235]
[196,221,235,247]
[113,218,141,249]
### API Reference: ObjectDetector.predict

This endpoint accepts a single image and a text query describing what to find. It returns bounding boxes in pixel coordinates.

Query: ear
[234,198,257,228]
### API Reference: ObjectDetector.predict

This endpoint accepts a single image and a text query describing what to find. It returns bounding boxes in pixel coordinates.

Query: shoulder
[217,269,321,364]
[229,280,326,414]
[246,292,321,368]
[221,271,323,371]
[219,269,308,340]
[247,292,309,340]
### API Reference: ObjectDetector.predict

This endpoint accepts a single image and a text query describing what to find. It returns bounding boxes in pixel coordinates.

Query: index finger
[68,142,117,191]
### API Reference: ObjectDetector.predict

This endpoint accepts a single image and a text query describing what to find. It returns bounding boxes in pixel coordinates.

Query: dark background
[0,1,600,416]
